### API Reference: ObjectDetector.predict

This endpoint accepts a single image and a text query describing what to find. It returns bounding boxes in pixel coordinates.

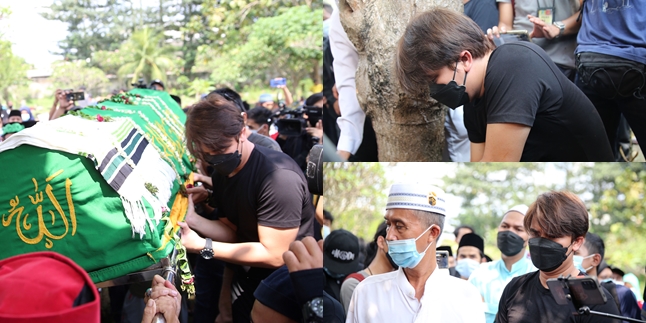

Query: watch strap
[205,238,212,250]
[553,21,565,38]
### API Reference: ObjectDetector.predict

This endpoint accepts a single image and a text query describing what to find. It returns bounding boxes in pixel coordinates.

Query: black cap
[323,229,360,277]
[150,79,165,89]
[611,267,625,277]
[458,233,484,253]
[436,245,453,257]
[8,110,21,118]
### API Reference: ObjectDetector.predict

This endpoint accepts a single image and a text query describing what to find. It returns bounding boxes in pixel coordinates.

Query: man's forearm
[187,216,237,243]
[212,241,286,268]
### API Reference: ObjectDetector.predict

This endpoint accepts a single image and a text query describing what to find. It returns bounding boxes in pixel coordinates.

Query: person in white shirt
[346,183,485,323]
[468,205,537,323]
[328,6,364,160]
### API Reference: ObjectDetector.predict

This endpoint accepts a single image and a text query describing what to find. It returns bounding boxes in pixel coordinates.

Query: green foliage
[50,61,109,96]
[443,163,550,233]
[0,40,31,103]
[202,5,322,92]
[323,162,391,240]
[117,28,176,84]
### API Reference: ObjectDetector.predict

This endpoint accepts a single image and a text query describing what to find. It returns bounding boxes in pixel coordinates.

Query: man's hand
[527,15,559,39]
[178,218,206,253]
[283,236,323,273]
[185,173,213,204]
[306,120,323,144]
[486,25,507,40]
[141,275,181,323]
[57,90,74,110]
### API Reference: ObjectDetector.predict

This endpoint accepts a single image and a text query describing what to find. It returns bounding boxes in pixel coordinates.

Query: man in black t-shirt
[180,94,315,323]
[495,191,620,323]
[395,8,613,162]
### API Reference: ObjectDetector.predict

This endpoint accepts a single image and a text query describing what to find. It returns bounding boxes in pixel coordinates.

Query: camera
[65,91,85,101]
[131,78,148,89]
[274,106,323,137]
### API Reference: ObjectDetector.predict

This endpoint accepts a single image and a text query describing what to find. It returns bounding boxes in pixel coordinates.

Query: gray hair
[412,210,444,241]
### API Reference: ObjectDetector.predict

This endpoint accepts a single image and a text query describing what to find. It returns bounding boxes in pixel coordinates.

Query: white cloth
[347,266,486,323]
[329,7,364,155]
[442,106,471,162]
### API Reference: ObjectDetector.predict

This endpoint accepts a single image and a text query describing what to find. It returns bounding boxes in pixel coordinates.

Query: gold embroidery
[1,170,77,249]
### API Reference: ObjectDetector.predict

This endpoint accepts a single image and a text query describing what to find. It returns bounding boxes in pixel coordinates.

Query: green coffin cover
[0,89,193,283]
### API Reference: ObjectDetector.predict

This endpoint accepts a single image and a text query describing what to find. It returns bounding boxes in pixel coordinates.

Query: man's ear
[428,224,441,244]
[377,236,387,251]
[572,236,585,252]
[460,50,474,73]
[591,253,602,267]
[242,112,248,124]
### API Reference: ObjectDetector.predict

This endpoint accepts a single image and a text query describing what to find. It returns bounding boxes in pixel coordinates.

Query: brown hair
[395,8,495,95]
[524,191,589,240]
[185,94,244,159]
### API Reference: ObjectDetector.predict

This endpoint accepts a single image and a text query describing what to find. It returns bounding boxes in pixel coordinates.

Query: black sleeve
[484,43,560,127]
[256,169,306,228]
[495,278,515,323]
[290,268,324,307]
[583,286,621,323]
[464,99,487,143]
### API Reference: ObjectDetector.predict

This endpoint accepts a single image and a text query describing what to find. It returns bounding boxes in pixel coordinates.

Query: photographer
[247,107,275,138]
[180,94,315,323]
[48,89,82,121]
[276,93,323,171]
[496,191,620,323]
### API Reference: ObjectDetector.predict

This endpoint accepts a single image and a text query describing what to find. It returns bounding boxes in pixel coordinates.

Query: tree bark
[338,0,462,161]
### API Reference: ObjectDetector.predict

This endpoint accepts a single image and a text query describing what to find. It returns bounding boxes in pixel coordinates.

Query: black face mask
[497,230,526,257]
[429,64,470,109]
[528,237,574,272]
[205,140,242,177]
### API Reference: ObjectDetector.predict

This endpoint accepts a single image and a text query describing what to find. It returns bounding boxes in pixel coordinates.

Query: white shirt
[329,7,364,155]
[347,266,486,323]
[443,106,471,162]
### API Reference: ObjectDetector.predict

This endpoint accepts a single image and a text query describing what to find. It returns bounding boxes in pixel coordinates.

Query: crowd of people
[323,183,646,323]
[324,0,645,161]
[0,75,327,323]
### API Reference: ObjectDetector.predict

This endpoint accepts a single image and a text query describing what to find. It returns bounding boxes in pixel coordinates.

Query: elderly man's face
[384,208,433,253]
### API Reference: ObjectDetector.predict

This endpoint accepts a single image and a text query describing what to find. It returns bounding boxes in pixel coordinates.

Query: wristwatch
[302,297,323,323]
[200,238,214,259]
[553,21,565,38]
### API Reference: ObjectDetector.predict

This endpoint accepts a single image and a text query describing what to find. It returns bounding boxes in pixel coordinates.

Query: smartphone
[492,30,532,47]
[436,250,449,269]
[270,78,287,88]
[547,276,607,308]
[66,91,85,101]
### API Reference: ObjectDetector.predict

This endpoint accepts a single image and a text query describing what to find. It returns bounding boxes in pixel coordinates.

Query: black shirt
[210,144,316,280]
[496,271,621,323]
[464,42,614,161]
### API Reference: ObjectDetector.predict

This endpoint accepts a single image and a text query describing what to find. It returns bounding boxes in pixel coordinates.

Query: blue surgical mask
[387,225,435,269]
[573,255,594,273]
[456,258,481,279]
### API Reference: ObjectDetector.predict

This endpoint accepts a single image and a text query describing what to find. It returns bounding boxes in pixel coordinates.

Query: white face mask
[322,225,331,239]
[21,114,30,122]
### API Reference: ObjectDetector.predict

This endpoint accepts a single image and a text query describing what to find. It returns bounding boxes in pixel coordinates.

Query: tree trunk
[338,0,462,161]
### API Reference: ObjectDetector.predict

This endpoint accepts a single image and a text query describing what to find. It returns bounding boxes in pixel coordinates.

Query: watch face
[310,297,324,318]
[200,249,214,259]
